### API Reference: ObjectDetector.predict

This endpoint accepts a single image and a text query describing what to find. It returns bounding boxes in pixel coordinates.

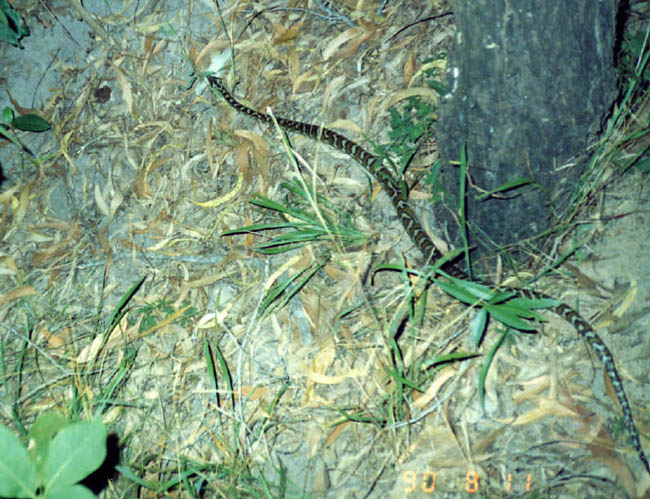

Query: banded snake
[206,75,649,474]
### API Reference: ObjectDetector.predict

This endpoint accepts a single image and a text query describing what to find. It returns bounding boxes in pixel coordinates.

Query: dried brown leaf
[113,59,134,115]
[0,285,38,307]
[273,22,304,45]
[404,51,416,87]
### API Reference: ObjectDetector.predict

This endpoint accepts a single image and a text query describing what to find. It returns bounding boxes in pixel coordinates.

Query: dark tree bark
[434,0,619,268]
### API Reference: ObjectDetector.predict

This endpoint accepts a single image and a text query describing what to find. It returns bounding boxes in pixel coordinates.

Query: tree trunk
[434,0,619,268]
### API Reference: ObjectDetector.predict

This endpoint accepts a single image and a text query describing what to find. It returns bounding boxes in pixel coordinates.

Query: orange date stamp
[401,470,533,494]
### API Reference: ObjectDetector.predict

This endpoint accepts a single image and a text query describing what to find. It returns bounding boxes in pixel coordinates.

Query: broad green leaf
[428,79,448,95]
[1,0,29,36]
[447,276,496,301]
[28,412,69,473]
[479,329,510,411]
[0,20,20,46]
[505,296,557,310]
[490,300,545,321]
[45,483,96,499]
[0,0,29,47]
[2,105,13,123]
[43,421,107,491]
[470,307,488,347]
[434,248,465,268]
[0,425,37,498]
[255,244,305,255]
[12,114,51,132]
[434,278,482,305]
[633,155,650,173]
[487,305,537,331]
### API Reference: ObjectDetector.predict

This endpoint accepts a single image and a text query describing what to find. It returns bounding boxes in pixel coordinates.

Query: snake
[206,75,649,474]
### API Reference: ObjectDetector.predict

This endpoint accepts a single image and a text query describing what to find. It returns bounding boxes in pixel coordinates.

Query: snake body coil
[207,75,649,474]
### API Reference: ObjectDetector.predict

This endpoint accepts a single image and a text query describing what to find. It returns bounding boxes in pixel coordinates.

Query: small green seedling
[0,0,30,48]
[1,106,51,156]
[0,412,108,499]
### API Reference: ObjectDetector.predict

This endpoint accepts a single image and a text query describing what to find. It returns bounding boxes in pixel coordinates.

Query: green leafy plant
[0,412,108,498]
[222,178,365,254]
[131,297,197,333]
[375,56,445,177]
[79,276,145,420]
[1,106,51,156]
[380,95,437,172]
[222,178,364,315]
[617,26,650,89]
[331,261,482,429]
[0,0,29,48]
[219,69,445,315]
[383,56,446,200]
[613,23,650,173]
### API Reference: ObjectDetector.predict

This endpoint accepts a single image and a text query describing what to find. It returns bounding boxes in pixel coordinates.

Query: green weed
[0,413,107,499]
[0,0,29,48]
[1,106,50,158]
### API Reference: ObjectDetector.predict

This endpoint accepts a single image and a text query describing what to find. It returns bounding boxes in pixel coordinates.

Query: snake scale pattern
[206,75,649,474]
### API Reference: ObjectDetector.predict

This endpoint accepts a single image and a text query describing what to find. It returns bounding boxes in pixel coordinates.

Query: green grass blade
[478,328,510,411]
[475,177,537,201]
[421,351,479,370]
[0,425,36,498]
[106,276,146,334]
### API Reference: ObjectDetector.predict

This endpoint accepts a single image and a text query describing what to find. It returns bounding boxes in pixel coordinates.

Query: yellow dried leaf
[191,172,243,208]
[322,28,358,61]
[404,52,416,87]
[324,421,350,447]
[312,341,335,375]
[0,285,38,307]
[265,254,307,292]
[236,142,251,180]
[76,331,109,364]
[292,70,316,94]
[15,184,29,224]
[412,367,457,409]
[273,23,303,44]
[242,386,268,402]
[0,184,19,203]
[235,130,269,156]
[94,183,109,217]
[189,272,230,289]
[387,86,438,109]
[0,255,18,274]
[613,280,637,318]
[495,398,577,426]
[323,27,373,61]
[112,63,134,115]
[323,119,363,135]
[40,328,65,349]
[288,47,299,82]
[307,372,345,384]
